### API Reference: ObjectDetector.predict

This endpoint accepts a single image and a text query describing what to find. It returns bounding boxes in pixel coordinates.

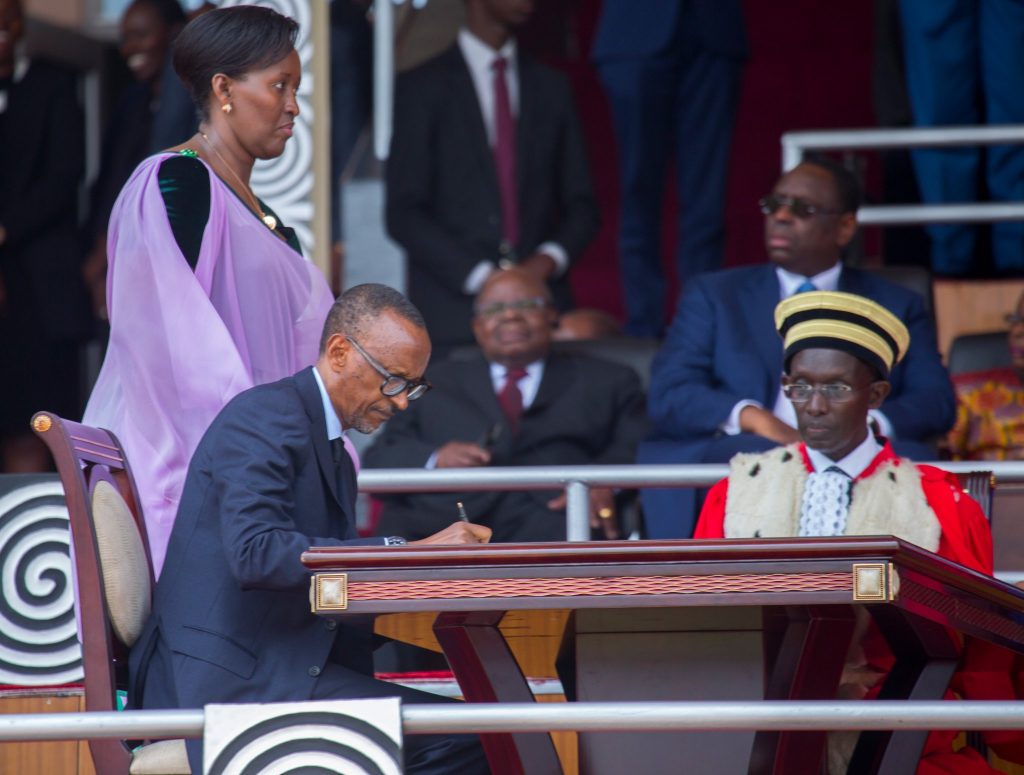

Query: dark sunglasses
[759,194,840,219]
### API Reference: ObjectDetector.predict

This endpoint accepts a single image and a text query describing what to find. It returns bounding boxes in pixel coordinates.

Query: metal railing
[2,702,1023,742]
[780,124,1024,226]
[358,461,1024,541]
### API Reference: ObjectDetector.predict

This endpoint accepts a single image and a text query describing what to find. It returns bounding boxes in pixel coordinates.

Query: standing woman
[84,6,333,575]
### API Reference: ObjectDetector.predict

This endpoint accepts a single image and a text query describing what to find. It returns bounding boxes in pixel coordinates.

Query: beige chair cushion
[129,739,192,774]
[92,480,151,647]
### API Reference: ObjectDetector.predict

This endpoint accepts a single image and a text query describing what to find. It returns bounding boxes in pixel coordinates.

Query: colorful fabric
[948,367,1024,461]
[83,153,333,576]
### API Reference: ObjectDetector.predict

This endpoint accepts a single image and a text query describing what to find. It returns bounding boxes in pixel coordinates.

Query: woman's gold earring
[221,103,233,115]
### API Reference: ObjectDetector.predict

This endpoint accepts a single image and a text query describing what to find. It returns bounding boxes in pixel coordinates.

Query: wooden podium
[303,538,1024,775]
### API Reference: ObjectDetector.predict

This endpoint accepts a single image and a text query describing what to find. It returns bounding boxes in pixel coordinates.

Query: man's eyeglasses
[782,382,869,403]
[1006,313,1024,327]
[759,194,840,220]
[346,336,431,401]
[475,297,549,319]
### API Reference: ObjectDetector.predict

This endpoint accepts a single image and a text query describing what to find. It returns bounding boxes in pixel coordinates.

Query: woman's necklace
[200,132,278,231]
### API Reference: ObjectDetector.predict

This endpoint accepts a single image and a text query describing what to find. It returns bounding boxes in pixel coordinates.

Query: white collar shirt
[457,28,519,147]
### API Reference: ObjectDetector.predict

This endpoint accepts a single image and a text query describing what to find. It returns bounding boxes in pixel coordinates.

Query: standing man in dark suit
[365,268,647,542]
[129,284,491,773]
[386,0,599,352]
[639,157,956,538]
[0,0,89,472]
[593,0,747,337]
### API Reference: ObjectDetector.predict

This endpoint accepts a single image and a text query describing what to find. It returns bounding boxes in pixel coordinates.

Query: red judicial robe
[695,442,1014,774]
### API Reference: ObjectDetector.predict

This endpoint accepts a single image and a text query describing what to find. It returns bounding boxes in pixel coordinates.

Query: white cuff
[869,410,894,439]
[425,451,440,470]
[463,260,497,295]
[723,400,764,436]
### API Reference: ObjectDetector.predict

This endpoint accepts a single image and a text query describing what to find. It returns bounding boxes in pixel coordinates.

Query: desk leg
[848,606,960,774]
[750,605,855,775]
[434,611,563,775]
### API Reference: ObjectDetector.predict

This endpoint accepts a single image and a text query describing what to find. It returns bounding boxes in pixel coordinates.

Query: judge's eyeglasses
[346,336,431,401]
[782,382,871,403]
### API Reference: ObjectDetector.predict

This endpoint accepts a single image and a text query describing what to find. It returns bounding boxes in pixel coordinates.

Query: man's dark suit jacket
[0,59,88,342]
[364,352,648,542]
[128,368,383,767]
[386,45,600,349]
[639,264,956,538]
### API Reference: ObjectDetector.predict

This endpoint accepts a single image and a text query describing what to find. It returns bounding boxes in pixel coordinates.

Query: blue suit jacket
[649,264,954,444]
[591,0,747,62]
[129,368,382,758]
[640,264,956,536]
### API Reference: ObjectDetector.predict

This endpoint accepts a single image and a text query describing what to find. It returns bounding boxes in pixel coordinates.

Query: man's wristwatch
[383,536,407,546]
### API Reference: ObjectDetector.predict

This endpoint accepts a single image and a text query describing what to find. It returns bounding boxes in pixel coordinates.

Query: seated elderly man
[364,267,648,542]
[696,291,1003,774]
[695,290,991,571]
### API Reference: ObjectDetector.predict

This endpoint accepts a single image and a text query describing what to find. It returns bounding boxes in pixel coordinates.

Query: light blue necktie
[796,279,817,293]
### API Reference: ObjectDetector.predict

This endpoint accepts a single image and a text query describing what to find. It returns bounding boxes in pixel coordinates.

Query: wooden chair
[31,411,190,775]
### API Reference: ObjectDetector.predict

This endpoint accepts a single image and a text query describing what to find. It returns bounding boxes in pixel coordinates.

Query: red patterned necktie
[497,367,528,435]
[492,56,519,246]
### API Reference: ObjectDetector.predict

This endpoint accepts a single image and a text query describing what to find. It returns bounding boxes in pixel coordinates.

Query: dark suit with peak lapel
[128,367,486,773]
[0,58,89,435]
[364,352,648,542]
[639,264,956,538]
[386,45,599,350]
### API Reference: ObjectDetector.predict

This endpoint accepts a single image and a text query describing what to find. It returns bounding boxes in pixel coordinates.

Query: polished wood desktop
[302,538,1024,775]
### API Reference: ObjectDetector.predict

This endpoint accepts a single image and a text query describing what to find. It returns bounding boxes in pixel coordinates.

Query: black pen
[456,501,469,522]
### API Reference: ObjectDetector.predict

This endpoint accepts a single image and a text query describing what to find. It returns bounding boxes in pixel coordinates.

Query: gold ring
[597,507,614,520]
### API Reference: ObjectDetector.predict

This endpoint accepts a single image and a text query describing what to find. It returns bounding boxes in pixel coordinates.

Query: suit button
[308,666,321,677]
[324,620,338,631]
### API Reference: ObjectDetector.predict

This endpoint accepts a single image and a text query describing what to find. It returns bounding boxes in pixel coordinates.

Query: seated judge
[695,290,991,572]
[641,157,955,538]
[364,267,648,542]
[129,284,491,774]
[696,291,1003,774]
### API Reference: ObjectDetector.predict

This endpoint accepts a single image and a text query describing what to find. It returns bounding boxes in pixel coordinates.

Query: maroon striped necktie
[492,56,519,246]
[498,367,528,435]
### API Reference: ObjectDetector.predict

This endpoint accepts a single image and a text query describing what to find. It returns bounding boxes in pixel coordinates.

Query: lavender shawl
[83,153,336,576]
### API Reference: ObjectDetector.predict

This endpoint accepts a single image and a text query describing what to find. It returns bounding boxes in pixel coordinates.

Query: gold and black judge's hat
[774,291,910,378]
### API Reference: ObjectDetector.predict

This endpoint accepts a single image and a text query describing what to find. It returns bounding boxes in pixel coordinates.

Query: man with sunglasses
[695,291,1006,775]
[365,267,647,542]
[130,283,492,774]
[639,156,955,538]
[695,290,989,571]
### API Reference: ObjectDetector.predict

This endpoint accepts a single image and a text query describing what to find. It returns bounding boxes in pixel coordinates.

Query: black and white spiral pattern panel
[204,698,404,775]
[0,476,83,686]
[220,0,317,257]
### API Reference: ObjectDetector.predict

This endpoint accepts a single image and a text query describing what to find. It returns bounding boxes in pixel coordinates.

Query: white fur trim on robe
[722,444,941,552]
